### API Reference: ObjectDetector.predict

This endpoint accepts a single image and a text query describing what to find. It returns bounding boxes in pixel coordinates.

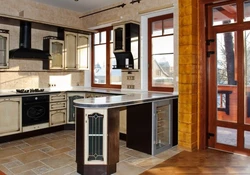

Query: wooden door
[207,0,250,155]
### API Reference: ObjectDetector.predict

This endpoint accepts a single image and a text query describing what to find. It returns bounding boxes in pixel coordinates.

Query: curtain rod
[79,3,126,18]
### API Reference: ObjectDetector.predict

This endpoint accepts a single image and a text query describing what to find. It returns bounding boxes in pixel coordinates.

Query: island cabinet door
[84,109,108,165]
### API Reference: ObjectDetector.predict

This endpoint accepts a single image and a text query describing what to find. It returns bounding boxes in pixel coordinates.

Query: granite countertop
[73,90,178,108]
[0,87,178,108]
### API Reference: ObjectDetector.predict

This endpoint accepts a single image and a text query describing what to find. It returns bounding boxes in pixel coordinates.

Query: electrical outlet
[127,76,135,80]
[127,85,135,89]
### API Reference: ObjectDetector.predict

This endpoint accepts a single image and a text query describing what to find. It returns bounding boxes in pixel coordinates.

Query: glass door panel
[244,1,250,22]
[51,41,63,68]
[217,126,237,146]
[244,131,250,149]
[244,30,250,125]
[216,32,237,123]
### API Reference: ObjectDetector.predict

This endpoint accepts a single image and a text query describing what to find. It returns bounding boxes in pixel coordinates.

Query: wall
[80,0,176,90]
[0,0,85,90]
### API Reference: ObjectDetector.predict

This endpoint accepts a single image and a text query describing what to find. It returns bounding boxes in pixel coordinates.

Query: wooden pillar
[178,0,199,151]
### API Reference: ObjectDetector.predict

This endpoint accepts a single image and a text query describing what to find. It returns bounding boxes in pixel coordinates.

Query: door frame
[199,0,250,154]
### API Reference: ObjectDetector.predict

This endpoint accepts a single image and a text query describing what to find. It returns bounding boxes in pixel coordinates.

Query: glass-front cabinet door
[65,31,77,69]
[77,34,89,70]
[152,100,172,155]
[0,30,9,68]
[50,39,64,69]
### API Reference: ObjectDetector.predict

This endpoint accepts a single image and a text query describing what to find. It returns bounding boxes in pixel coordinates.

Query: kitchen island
[73,91,178,175]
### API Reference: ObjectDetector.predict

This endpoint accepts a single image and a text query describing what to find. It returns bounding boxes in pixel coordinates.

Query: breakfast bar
[73,92,178,175]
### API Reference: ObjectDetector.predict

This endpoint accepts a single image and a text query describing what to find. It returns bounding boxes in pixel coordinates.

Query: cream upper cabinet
[0,97,21,136]
[0,29,9,69]
[43,36,64,70]
[64,31,90,70]
[77,34,89,70]
[64,31,77,69]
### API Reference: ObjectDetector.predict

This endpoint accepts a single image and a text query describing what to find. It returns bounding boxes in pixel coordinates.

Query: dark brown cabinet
[113,22,140,69]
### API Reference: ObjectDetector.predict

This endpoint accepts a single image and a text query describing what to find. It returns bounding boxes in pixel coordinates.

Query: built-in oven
[22,95,49,127]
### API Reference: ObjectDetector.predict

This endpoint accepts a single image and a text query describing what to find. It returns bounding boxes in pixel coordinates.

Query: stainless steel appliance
[22,95,49,126]
[152,100,173,155]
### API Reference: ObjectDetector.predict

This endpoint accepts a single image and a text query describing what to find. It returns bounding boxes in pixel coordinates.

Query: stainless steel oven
[22,95,49,126]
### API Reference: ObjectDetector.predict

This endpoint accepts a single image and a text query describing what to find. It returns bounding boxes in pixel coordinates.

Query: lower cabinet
[50,93,67,127]
[50,109,67,126]
[0,97,21,136]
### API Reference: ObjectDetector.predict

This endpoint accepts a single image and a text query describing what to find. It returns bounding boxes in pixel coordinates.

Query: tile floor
[0,130,182,175]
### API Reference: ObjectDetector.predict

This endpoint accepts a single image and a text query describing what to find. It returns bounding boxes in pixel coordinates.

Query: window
[91,27,121,88]
[148,14,174,92]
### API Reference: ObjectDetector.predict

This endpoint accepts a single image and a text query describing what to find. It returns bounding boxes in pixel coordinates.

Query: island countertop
[73,91,178,108]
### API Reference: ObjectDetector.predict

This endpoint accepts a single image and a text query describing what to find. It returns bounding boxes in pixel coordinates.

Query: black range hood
[9,21,50,59]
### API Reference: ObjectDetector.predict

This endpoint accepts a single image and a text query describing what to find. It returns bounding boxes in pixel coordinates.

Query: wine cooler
[152,100,173,155]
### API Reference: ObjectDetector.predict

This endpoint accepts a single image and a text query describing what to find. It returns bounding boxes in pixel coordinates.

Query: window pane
[152,36,173,54]
[212,3,237,26]
[110,30,113,42]
[100,31,106,44]
[217,126,237,146]
[152,54,174,87]
[152,20,162,37]
[110,43,121,85]
[244,1,250,21]
[244,30,250,125]
[94,33,99,44]
[94,45,106,84]
[163,18,173,35]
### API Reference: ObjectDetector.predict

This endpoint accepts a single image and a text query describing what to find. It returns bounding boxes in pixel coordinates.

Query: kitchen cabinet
[49,93,67,126]
[113,25,125,52]
[113,22,140,69]
[67,92,85,123]
[127,99,177,155]
[43,36,64,69]
[64,32,89,70]
[77,34,89,70]
[65,31,77,69]
[0,97,21,136]
[0,29,9,68]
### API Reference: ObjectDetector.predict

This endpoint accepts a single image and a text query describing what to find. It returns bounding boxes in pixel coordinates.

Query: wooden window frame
[148,13,174,92]
[91,27,121,89]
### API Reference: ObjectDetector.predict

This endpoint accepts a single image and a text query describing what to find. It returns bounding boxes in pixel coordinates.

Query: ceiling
[31,0,124,13]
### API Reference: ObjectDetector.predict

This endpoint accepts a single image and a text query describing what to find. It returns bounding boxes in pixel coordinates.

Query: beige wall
[0,0,84,28]
[80,0,175,29]
[0,0,85,90]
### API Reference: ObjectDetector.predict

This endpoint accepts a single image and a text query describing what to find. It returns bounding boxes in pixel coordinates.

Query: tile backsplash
[0,60,84,90]
[122,71,141,89]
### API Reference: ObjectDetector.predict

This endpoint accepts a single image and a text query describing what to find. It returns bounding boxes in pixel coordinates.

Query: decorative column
[178,0,199,151]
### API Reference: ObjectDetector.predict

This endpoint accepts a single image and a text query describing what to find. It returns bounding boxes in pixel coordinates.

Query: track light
[130,0,141,4]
